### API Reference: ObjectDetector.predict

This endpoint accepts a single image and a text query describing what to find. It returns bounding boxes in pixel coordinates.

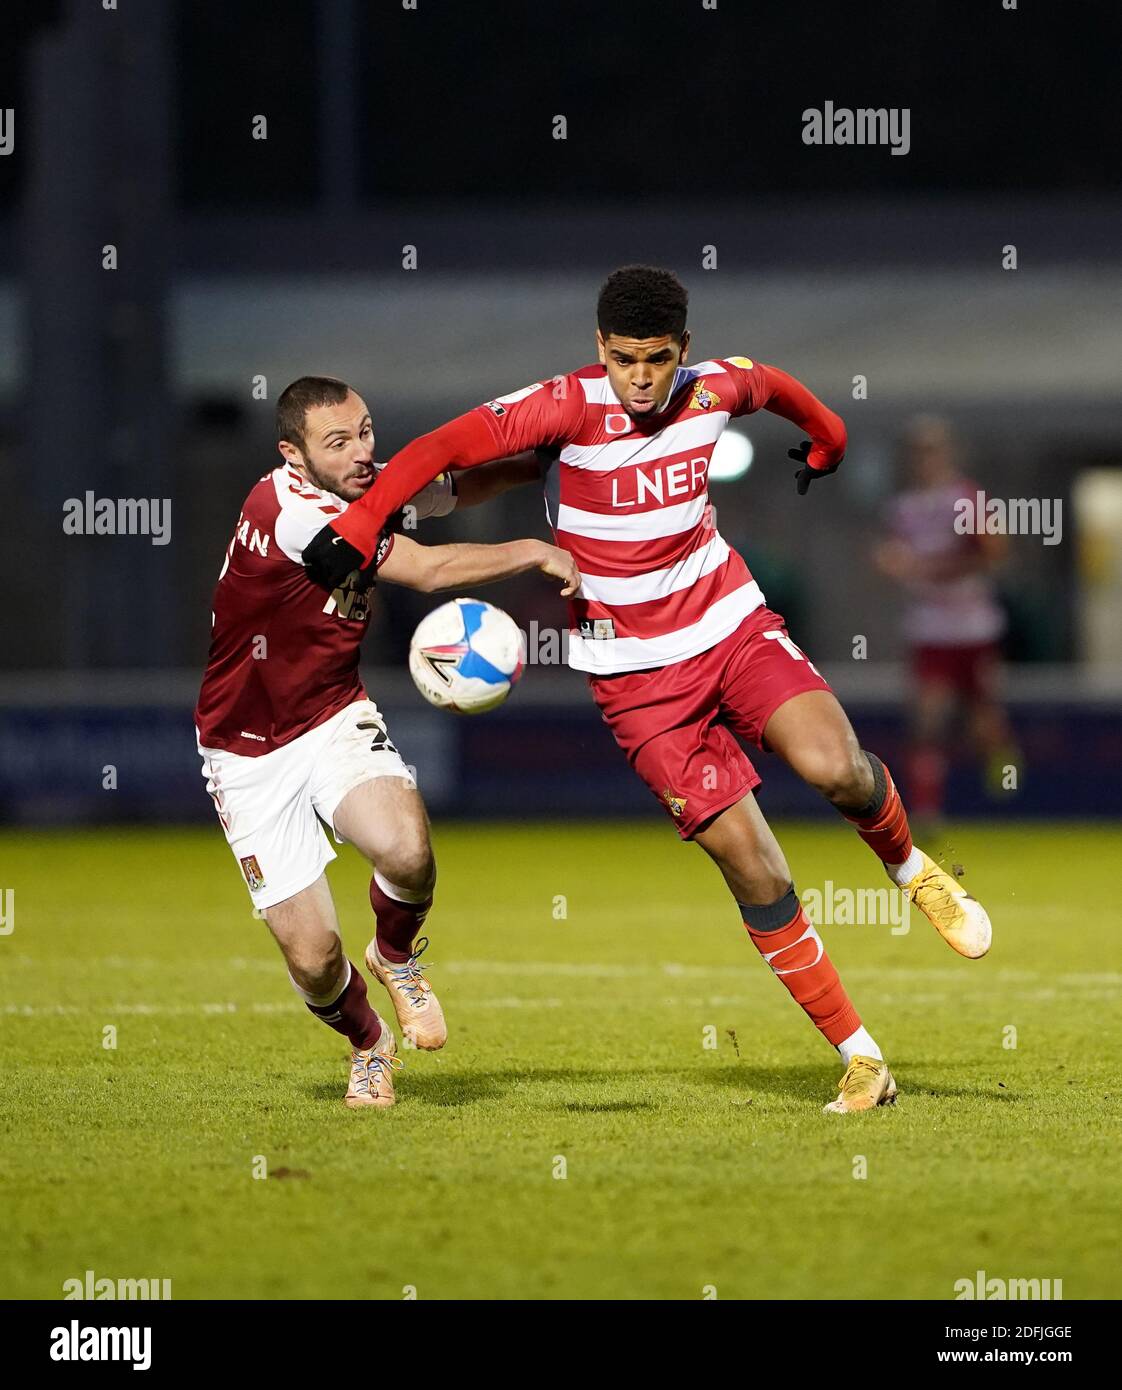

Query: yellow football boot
[905,851,992,959]
[824,1055,898,1114]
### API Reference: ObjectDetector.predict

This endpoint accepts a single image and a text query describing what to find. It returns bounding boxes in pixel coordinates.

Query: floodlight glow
[709,429,753,482]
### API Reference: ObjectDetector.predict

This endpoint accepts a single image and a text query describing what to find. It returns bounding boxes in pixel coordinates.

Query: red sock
[370,874,432,964]
[842,752,914,869]
[303,961,382,1050]
[742,899,861,1047]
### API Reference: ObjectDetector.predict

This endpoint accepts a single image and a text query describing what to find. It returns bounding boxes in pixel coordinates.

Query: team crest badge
[662,788,688,819]
[689,381,721,411]
[239,854,266,891]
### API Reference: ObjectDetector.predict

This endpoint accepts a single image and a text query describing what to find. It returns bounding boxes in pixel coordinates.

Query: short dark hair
[276,376,352,451]
[597,265,689,342]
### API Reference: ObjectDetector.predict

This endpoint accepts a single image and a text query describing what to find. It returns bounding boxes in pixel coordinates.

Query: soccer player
[873,415,1018,829]
[303,267,994,1114]
[195,376,578,1108]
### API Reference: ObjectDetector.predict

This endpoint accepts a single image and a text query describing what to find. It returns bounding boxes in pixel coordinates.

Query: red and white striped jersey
[887,480,1006,648]
[471,358,772,674]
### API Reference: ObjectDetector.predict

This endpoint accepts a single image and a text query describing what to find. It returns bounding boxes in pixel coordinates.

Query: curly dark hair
[596,265,689,342]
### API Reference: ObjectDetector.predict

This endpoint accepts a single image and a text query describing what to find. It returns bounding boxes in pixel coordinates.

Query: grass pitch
[2,819,1120,1301]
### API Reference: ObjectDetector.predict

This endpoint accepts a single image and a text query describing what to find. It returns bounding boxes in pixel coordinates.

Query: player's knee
[802,742,870,806]
[288,937,343,997]
[746,864,793,906]
[378,834,435,896]
[708,839,789,906]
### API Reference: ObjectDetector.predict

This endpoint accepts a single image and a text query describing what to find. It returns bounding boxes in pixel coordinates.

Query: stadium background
[3,0,1122,1311]
[1,2,1121,826]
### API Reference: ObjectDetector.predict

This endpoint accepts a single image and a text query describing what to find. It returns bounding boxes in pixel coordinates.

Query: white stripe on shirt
[578,533,731,606]
[569,579,765,674]
[556,493,707,542]
[576,375,620,404]
[559,411,729,471]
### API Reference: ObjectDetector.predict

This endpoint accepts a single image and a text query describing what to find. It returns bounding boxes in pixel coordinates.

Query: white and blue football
[408,598,526,714]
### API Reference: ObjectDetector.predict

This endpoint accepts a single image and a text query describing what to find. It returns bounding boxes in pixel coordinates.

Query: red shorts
[589,606,832,840]
[913,642,1002,700]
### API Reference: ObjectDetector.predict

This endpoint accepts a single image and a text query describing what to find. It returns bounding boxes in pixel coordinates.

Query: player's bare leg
[763,689,992,959]
[694,791,896,1112]
[264,874,400,1107]
[333,776,447,1049]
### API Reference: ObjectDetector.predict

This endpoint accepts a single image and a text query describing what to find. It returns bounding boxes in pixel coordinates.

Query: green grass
[2,820,1120,1300]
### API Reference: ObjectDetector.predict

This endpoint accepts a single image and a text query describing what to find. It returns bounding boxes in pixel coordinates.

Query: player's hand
[353,558,379,594]
[790,439,843,495]
[303,521,369,589]
[536,543,581,597]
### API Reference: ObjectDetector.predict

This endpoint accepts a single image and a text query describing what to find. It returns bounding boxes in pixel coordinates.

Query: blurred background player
[303,267,995,1114]
[874,415,1020,832]
[195,376,578,1108]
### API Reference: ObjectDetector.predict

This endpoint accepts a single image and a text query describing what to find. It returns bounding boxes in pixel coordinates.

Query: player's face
[284,391,377,502]
[597,330,690,417]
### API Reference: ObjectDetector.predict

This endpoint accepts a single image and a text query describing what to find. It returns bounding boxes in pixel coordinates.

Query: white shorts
[198,699,416,911]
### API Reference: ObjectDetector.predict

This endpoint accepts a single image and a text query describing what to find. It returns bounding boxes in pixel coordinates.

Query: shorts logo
[357,717,399,755]
[662,788,688,818]
[239,855,266,891]
[689,381,721,411]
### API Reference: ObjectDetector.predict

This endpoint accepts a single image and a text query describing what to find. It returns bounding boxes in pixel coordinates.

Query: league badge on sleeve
[239,854,266,892]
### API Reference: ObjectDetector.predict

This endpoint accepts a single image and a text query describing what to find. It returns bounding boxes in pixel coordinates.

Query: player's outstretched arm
[301,411,504,588]
[377,534,580,597]
[304,383,578,589]
[451,451,545,508]
[756,363,848,493]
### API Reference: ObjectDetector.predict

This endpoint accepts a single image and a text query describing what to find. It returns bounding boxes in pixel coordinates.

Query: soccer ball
[408,598,526,714]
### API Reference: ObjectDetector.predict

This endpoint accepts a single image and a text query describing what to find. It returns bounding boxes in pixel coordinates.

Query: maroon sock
[304,961,382,1050]
[370,875,432,964]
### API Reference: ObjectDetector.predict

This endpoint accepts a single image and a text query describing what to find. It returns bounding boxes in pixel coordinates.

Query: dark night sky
[2,0,1121,211]
[181,0,1122,204]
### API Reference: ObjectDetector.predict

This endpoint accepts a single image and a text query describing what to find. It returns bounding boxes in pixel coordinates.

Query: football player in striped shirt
[304,267,993,1114]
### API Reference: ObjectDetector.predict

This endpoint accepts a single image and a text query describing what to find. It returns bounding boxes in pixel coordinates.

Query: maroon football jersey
[194,465,395,755]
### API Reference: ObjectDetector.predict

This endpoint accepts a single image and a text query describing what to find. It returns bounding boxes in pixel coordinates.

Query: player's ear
[678,329,690,364]
[278,439,301,467]
[595,329,607,365]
